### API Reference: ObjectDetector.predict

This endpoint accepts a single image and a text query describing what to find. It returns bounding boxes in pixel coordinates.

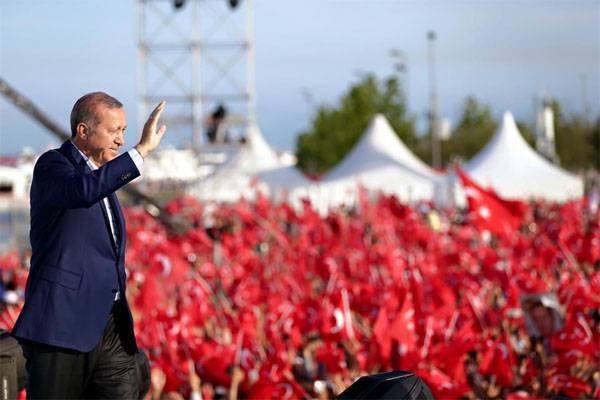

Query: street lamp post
[427,30,441,168]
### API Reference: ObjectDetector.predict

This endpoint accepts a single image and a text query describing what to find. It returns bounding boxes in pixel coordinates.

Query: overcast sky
[1,0,599,155]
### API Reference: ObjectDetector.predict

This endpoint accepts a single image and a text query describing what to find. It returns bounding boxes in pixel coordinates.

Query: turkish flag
[389,293,418,355]
[372,306,391,360]
[456,167,526,236]
[328,288,357,341]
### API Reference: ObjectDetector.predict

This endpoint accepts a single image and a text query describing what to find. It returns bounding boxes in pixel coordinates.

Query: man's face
[84,104,127,167]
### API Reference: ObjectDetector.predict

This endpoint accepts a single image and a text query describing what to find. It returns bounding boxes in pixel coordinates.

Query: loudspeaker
[338,370,435,400]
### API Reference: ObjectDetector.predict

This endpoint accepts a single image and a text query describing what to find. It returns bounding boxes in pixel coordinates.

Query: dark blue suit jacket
[12,141,140,352]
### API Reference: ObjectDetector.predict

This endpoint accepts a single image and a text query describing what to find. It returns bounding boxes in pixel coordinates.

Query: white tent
[256,165,317,207]
[188,123,292,202]
[221,123,285,174]
[320,114,447,207]
[257,165,312,193]
[142,148,206,182]
[462,111,583,201]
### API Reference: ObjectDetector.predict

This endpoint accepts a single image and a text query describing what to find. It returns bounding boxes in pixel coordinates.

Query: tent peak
[463,110,583,201]
[501,111,518,131]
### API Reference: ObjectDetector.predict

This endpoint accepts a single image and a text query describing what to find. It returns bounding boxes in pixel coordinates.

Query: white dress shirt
[71,142,144,300]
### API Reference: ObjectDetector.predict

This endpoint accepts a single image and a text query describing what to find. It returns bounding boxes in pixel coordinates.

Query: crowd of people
[1,193,599,399]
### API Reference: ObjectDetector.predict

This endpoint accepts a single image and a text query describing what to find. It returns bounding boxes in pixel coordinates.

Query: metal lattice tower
[138,0,255,150]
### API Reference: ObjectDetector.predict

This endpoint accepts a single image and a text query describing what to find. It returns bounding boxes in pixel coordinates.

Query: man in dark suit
[12,92,167,398]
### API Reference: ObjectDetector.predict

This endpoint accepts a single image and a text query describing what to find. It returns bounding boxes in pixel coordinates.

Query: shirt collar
[70,140,99,170]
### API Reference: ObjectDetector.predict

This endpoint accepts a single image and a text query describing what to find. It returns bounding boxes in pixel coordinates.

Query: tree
[295,74,416,175]
[590,117,600,171]
[425,96,497,166]
[516,121,536,148]
[552,100,598,171]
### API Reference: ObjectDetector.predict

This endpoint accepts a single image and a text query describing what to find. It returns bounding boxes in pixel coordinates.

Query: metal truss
[138,0,255,150]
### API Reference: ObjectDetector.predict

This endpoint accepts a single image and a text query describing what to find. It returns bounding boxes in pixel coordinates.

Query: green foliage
[516,121,536,147]
[552,100,599,171]
[435,96,498,166]
[590,117,600,170]
[296,74,416,175]
[296,75,599,174]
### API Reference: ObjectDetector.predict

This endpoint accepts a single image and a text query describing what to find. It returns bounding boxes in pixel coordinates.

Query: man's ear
[76,122,90,140]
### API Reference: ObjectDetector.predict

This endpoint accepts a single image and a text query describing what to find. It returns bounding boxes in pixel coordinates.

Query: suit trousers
[22,301,138,399]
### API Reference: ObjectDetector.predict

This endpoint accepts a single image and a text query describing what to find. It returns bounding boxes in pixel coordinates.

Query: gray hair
[70,92,122,138]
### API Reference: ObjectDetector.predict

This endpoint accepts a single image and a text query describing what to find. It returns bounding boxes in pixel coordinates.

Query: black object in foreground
[338,370,435,400]
[0,329,27,399]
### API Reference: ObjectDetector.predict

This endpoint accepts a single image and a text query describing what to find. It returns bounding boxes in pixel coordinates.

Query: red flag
[331,288,356,340]
[417,366,471,399]
[547,373,592,399]
[466,290,487,330]
[372,306,391,360]
[430,337,477,384]
[0,304,22,331]
[479,336,516,388]
[456,167,526,236]
[0,251,20,271]
[248,373,309,400]
[389,293,418,355]
[550,313,597,355]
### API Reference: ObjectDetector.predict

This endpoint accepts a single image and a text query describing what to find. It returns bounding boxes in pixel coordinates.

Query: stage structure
[137,0,256,150]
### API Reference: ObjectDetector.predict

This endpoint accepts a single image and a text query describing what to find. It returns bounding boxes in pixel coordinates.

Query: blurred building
[0,151,34,253]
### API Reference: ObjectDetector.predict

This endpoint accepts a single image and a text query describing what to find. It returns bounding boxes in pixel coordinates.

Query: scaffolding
[137,0,255,150]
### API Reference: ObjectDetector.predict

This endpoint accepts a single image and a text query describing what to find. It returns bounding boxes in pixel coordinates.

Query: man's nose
[115,133,124,146]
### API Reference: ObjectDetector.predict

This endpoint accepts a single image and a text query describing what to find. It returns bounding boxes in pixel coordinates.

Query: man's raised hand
[136,101,167,158]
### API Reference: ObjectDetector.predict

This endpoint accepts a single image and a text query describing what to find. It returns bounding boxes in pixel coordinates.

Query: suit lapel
[62,141,119,256]
[60,141,90,175]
